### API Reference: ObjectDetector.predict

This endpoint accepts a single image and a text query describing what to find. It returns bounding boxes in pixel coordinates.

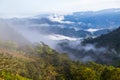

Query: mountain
[83,27,120,52]
[7,8,120,39]
[55,27,120,66]
[64,8,120,29]
[31,8,120,30]
[8,18,112,39]
[1,8,120,79]
[0,41,120,80]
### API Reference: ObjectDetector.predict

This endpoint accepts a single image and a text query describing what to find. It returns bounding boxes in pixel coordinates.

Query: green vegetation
[0,41,120,80]
[82,27,120,66]
[83,27,120,52]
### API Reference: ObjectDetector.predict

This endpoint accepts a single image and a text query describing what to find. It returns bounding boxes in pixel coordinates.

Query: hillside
[0,41,120,80]
[83,27,120,52]
[1,8,120,80]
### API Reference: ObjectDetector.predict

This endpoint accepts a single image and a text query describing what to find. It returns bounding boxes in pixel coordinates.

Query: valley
[0,8,120,80]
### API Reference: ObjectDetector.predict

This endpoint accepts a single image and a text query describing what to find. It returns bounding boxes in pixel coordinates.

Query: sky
[0,0,120,18]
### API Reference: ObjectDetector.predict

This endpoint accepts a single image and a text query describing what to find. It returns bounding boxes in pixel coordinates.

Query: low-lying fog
[0,19,116,64]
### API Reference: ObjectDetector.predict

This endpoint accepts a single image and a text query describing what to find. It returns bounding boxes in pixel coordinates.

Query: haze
[0,0,120,18]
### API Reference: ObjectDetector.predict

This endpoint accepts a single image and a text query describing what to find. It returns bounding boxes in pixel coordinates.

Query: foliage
[0,41,120,80]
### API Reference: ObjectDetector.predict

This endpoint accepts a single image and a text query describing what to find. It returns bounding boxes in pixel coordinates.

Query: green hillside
[0,41,120,80]
[83,27,120,52]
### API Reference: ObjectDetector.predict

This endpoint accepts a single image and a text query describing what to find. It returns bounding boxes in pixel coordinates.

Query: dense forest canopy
[0,41,120,80]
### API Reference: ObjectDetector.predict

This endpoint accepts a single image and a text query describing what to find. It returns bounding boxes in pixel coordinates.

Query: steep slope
[83,27,120,52]
[55,27,120,66]
[0,41,120,80]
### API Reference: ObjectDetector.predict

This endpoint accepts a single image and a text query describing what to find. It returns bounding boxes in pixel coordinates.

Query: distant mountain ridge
[4,8,120,40]
[64,8,120,29]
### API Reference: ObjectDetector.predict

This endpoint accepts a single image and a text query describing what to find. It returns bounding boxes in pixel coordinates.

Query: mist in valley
[0,0,120,79]
[0,19,118,65]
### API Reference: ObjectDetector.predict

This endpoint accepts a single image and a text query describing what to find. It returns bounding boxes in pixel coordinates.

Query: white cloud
[48,34,78,41]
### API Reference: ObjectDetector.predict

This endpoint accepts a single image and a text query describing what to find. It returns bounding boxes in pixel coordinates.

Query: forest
[0,41,120,80]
